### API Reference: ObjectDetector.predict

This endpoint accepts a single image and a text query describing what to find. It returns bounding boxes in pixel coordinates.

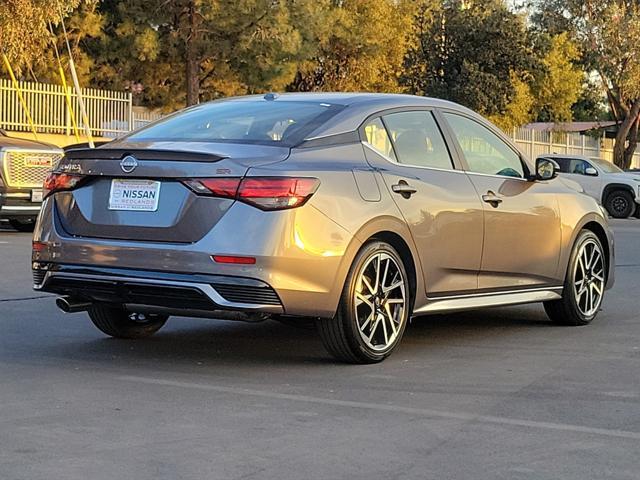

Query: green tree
[403,0,540,129]
[532,32,583,123]
[0,0,82,73]
[532,0,640,168]
[489,73,535,131]
[572,81,611,122]
[88,0,310,108]
[289,0,414,93]
[30,1,104,85]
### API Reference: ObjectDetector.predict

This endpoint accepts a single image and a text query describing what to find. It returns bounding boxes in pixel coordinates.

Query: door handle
[482,191,503,207]
[392,181,417,198]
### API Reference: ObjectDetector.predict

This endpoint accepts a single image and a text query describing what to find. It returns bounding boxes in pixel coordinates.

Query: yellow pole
[58,66,80,142]
[57,5,94,148]
[1,53,38,140]
[48,20,80,142]
[66,56,93,147]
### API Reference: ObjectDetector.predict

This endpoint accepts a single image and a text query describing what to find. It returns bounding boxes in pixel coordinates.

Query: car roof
[219,92,476,139]
[117,93,474,146]
[224,92,457,108]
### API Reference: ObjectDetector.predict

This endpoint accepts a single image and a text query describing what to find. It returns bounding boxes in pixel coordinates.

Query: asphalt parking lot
[1,220,639,480]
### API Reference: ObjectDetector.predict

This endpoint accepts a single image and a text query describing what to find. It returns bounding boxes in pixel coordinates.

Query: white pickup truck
[538,154,640,218]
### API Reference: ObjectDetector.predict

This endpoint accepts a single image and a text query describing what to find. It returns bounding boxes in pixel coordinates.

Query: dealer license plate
[108,179,161,211]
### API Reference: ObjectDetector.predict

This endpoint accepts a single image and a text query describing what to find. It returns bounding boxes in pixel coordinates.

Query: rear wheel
[544,230,606,326]
[604,190,634,218]
[9,218,35,232]
[88,304,168,339]
[316,241,410,364]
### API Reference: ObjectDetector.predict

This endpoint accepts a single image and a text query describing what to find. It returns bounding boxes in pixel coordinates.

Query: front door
[554,157,603,199]
[441,112,562,290]
[361,110,484,295]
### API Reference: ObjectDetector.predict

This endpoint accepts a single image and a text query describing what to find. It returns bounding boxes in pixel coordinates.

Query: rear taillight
[184,177,320,211]
[43,173,86,199]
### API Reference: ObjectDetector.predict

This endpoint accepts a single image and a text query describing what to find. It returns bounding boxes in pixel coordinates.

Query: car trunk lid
[54,142,289,243]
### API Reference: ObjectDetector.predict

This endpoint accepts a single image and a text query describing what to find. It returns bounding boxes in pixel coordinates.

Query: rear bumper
[33,197,358,318]
[0,189,42,218]
[34,264,285,316]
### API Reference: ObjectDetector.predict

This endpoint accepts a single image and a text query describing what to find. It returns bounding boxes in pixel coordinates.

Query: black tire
[604,190,634,218]
[9,218,35,232]
[88,304,168,339]
[544,230,606,326]
[316,241,411,364]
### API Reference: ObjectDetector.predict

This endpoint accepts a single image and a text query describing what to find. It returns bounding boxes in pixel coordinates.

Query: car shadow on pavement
[34,305,552,369]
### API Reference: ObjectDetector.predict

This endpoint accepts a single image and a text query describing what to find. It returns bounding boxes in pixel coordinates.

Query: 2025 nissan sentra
[32,93,614,363]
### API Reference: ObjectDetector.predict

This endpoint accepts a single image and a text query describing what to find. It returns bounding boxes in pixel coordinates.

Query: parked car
[32,94,614,363]
[0,129,63,231]
[537,154,640,218]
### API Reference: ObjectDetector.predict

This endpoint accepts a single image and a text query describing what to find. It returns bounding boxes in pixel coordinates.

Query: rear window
[126,100,344,146]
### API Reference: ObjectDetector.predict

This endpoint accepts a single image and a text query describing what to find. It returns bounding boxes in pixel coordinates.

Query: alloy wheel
[573,239,605,317]
[354,252,407,351]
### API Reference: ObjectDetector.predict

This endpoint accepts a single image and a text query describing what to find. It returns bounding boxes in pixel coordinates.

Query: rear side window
[363,117,396,160]
[550,158,570,173]
[443,113,524,178]
[126,101,344,146]
[382,111,453,169]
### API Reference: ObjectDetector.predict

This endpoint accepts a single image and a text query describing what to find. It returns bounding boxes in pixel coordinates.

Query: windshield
[126,100,344,146]
[590,158,624,174]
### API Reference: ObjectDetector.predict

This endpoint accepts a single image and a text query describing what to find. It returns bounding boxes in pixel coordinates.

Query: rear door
[54,143,289,243]
[441,111,561,290]
[361,110,484,295]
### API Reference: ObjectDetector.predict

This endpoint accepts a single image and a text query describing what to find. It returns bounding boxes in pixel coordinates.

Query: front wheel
[316,241,411,364]
[544,230,606,326]
[605,190,634,218]
[88,304,168,339]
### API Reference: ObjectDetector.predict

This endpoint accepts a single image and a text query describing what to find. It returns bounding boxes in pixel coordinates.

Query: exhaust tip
[56,296,91,314]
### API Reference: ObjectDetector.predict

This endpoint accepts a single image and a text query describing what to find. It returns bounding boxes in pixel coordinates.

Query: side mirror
[585,167,598,176]
[535,158,559,181]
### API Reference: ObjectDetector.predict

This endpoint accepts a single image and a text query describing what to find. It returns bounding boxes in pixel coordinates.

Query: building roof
[523,121,618,133]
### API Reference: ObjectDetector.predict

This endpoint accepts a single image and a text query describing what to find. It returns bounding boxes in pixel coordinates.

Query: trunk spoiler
[63,148,228,163]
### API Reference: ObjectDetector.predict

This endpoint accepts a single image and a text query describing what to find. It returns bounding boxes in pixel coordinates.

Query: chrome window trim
[362,143,530,181]
[463,170,529,182]
[362,142,465,175]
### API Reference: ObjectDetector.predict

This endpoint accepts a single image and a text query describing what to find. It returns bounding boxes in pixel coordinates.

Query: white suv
[538,154,640,218]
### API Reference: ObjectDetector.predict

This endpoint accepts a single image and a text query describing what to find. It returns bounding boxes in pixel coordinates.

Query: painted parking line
[118,375,640,441]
